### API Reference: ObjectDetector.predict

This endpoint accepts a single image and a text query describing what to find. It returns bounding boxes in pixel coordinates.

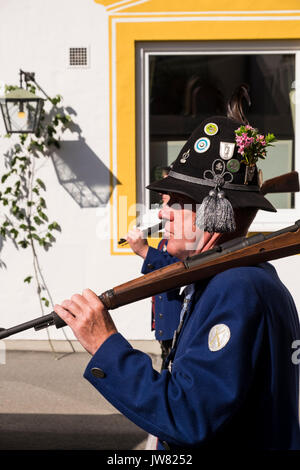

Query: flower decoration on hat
[235,125,276,184]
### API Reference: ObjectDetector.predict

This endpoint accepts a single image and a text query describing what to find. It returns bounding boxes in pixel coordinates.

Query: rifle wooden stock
[1,220,300,340]
[260,171,299,195]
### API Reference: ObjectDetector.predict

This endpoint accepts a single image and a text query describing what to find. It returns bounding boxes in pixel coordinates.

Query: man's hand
[54,289,117,355]
[126,227,149,259]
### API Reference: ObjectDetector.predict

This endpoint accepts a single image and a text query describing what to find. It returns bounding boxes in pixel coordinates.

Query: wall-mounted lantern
[0,70,49,134]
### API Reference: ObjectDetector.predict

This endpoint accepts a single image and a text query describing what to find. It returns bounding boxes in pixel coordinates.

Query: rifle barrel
[0,312,65,340]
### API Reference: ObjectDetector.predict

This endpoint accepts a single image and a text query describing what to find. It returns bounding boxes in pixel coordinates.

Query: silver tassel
[196,189,236,233]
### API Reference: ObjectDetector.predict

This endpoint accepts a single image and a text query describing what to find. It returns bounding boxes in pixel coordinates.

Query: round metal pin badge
[194,137,210,154]
[227,159,240,173]
[204,122,219,136]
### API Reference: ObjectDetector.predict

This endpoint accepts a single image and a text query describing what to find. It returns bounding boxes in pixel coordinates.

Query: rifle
[1,219,300,340]
[118,171,300,245]
[260,171,299,195]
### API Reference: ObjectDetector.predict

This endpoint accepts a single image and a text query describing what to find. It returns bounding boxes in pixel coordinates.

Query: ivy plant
[0,84,75,355]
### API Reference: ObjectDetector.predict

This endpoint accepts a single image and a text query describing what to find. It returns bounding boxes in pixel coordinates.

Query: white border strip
[112,19,120,252]
[109,10,300,16]
[109,0,150,13]
[106,0,148,10]
[294,51,300,218]
[110,15,300,22]
[144,52,150,211]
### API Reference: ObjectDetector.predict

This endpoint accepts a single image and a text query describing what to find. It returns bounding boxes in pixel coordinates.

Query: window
[136,41,300,231]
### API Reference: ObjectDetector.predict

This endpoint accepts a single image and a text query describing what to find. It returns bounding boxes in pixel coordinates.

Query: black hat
[147,115,276,233]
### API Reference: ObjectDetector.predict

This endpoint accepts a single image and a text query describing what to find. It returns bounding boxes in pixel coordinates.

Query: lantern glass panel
[6,100,39,133]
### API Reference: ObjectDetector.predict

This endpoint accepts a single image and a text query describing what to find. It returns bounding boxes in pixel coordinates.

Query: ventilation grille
[69,47,89,68]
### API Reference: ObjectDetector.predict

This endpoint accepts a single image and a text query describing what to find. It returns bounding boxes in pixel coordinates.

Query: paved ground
[0,350,162,451]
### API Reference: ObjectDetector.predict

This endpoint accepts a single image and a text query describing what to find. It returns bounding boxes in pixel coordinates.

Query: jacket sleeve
[83,268,266,447]
[141,246,179,274]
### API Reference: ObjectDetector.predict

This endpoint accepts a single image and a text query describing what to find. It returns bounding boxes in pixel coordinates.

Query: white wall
[0,0,154,342]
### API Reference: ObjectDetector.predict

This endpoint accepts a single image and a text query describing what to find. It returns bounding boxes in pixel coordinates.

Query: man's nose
[159,205,174,221]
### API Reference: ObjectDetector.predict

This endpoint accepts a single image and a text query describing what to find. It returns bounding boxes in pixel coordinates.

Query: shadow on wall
[52,138,121,208]
[51,109,120,208]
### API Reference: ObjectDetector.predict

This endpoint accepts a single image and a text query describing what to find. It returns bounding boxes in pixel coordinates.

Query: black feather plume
[227,83,251,124]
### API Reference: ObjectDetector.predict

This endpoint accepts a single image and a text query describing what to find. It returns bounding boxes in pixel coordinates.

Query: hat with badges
[147,86,277,233]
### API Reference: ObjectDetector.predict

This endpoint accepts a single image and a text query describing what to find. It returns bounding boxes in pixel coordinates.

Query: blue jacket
[84,260,300,450]
[142,244,182,340]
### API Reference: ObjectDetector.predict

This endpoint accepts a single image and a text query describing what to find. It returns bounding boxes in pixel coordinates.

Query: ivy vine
[0,84,75,356]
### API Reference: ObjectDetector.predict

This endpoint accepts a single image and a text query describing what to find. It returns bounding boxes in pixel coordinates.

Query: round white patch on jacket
[208,324,231,351]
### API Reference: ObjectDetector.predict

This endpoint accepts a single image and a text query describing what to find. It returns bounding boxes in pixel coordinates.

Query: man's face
[159,193,205,260]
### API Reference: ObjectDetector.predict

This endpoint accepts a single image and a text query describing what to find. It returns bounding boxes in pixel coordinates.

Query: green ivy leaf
[46,232,56,242]
[39,197,46,208]
[10,228,18,239]
[50,95,62,106]
[1,174,9,183]
[38,211,48,222]
[28,233,41,242]
[33,216,43,225]
[20,134,27,145]
[18,239,29,248]
[48,221,61,232]
[36,178,46,191]
[41,297,50,307]
[24,276,32,284]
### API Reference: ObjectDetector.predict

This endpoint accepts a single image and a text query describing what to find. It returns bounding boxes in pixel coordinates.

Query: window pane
[149,53,295,209]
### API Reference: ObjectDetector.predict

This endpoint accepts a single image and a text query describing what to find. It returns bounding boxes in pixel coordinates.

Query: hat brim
[147,176,277,213]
